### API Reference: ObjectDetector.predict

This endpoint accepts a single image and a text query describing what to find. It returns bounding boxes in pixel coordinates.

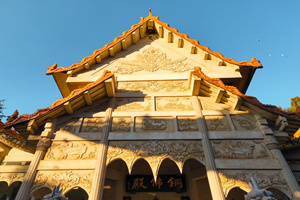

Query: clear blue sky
[1,0,299,119]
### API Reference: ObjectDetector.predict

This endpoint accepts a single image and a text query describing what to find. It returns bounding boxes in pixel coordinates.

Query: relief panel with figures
[45,141,98,160]
[211,140,272,159]
[111,117,131,132]
[204,115,231,131]
[155,97,193,111]
[135,117,174,132]
[114,98,152,112]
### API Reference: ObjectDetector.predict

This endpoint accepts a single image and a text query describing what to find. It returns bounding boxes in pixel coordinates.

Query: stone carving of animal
[225,141,254,158]
[60,143,88,159]
[245,177,277,200]
[43,183,67,200]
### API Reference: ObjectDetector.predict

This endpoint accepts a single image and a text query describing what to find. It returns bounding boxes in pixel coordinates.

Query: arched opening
[30,187,52,200]
[65,187,88,200]
[0,182,8,200]
[183,159,211,200]
[103,159,129,200]
[8,181,22,200]
[227,187,247,200]
[267,187,290,200]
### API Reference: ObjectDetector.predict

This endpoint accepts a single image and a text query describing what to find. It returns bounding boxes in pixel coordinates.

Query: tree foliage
[279,96,300,112]
[0,99,5,119]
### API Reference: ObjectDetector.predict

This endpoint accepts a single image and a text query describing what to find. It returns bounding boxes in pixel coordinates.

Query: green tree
[0,99,5,119]
[290,96,300,112]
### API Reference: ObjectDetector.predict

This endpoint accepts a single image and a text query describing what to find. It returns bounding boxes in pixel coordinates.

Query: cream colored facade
[1,13,300,200]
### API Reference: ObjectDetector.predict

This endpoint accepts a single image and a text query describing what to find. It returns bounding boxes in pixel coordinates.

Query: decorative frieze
[45,141,98,160]
[212,140,272,159]
[117,81,189,93]
[111,118,131,132]
[80,118,105,132]
[107,140,204,176]
[58,118,81,133]
[205,116,231,131]
[114,98,151,112]
[177,117,198,131]
[0,173,25,185]
[156,97,193,111]
[231,114,257,131]
[112,47,193,74]
[32,170,93,194]
[135,117,174,132]
[219,170,290,197]
[201,101,222,111]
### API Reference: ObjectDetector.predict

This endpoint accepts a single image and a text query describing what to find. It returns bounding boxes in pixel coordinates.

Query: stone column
[89,100,113,200]
[15,120,55,200]
[192,96,226,200]
[265,135,300,199]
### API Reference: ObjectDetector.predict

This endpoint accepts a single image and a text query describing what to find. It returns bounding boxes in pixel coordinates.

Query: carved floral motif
[219,171,289,197]
[205,116,231,131]
[59,119,81,133]
[32,170,93,194]
[177,117,198,131]
[112,47,193,74]
[80,118,105,132]
[212,140,271,159]
[231,115,257,131]
[142,119,167,130]
[117,81,189,93]
[45,141,98,160]
[111,118,131,132]
[156,97,193,111]
[0,173,25,185]
[107,140,204,176]
[114,98,151,112]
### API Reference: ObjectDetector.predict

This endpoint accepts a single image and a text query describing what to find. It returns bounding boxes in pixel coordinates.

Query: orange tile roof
[46,13,262,75]
[192,67,300,121]
[5,70,113,127]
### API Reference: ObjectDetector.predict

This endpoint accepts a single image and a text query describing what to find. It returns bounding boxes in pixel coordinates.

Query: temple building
[1,11,300,200]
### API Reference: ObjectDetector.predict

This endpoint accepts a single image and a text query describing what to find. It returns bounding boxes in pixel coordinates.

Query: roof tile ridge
[151,17,262,68]
[192,67,300,121]
[6,71,114,127]
[46,17,151,75]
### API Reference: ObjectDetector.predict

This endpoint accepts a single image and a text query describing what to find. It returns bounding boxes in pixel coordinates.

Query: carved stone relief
[80,118,105,132]
[112,47,194,74]
[156,97,193,111]
[231,114,257,131]
[111,117,131,132]
[114,98,151,112]
[205,115,231,131]
[201,101,222,111]
[219,170,290,197]
[117,81,190,94]
[177,117,198,131]
[0,173,25,185]
[212,140,272,159]
[58,118,81,134]
[107,140,204,177]
[32,170,93,194]
[135,117,174,132]
[45,141,98,160]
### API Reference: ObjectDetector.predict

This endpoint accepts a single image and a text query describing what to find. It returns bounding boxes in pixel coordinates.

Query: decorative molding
[45,141,98,160]
[212,140,271,159]
[112,47,193,74]
[117,80,189,93]
[156,97,193,111]
[219,170,290,197]
[0,173,25,185]
[32,170,94,194]
[114,98,151,112]
[37,138,52,151]
[107,140,204,177]
[111,118,131,132]
[177,117,198,131]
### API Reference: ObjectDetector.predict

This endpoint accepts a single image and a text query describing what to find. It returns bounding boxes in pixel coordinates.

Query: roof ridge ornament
[149,8,152,17]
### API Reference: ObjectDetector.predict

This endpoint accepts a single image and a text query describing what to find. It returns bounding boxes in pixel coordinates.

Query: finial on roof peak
[149,8,152,16]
